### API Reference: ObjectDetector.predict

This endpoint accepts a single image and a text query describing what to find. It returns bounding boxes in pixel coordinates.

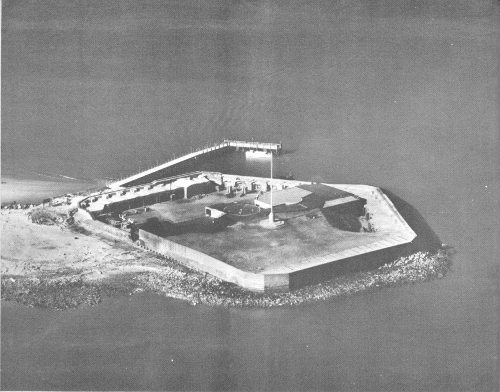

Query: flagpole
[269,150,274,223]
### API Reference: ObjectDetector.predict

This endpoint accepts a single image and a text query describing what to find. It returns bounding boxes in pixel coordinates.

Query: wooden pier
[109,139,281,189]
[225,139,282,152]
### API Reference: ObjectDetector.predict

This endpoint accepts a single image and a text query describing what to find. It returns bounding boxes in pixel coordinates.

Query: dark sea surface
[1,0,498,390]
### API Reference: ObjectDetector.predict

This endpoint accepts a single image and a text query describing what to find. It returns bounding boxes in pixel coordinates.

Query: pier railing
[108,139,281,189]
[224,140,282,152]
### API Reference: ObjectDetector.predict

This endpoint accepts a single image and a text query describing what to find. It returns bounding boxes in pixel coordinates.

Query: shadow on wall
[289,243,410,290]
[382,189,443,252]
[290,190,446,290]
[321,209,362,232]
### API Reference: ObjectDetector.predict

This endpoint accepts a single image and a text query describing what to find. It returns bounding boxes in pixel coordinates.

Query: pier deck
[108,139,281,189]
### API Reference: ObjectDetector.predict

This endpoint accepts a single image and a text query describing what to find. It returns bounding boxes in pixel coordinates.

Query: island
[1,140,451,308]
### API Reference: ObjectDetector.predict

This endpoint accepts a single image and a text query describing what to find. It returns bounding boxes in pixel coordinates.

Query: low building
[205,206,227,219]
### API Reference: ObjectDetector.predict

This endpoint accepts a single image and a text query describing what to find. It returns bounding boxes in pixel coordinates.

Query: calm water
[2,0,498,390]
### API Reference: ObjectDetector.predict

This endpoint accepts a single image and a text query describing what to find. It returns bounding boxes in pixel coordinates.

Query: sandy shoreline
[1,176,101,205]
[0,204,452,309]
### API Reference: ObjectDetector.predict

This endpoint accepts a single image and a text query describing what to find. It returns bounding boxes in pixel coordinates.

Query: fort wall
[71,140,417,293]
[288,243,411,290]
[74,181,417,293]
[138,229,265,292]
[74,211,131,242]
[100,188,184,214]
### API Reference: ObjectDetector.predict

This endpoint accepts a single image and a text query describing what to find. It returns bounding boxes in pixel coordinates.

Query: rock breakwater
[1,249,452,310]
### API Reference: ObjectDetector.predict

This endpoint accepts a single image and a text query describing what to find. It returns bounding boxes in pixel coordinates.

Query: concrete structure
[204,206,226,219]
[78,177,416,292]
[80,172,215,216]
[138,229,265,292]
[75,141,417,292]
[130,184,416,292]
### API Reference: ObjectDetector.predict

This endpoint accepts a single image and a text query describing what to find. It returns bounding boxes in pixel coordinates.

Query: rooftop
[256,183,362,209]
[257,186,311,207]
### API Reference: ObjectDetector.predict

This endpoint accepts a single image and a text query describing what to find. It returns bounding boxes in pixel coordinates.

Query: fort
[75,140,416,292]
